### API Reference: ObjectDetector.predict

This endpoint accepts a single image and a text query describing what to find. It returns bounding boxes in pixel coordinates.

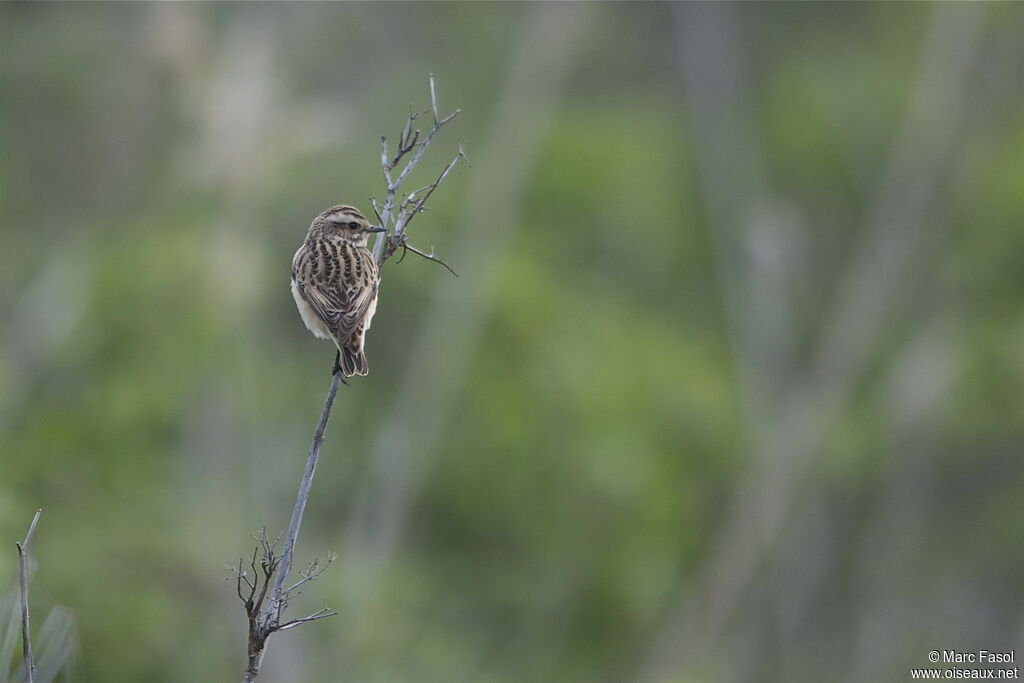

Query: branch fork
[371,74,466,271]
[235,529,337,682]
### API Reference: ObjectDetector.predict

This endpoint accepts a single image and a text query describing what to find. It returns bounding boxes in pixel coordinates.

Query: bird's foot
[332,352,349,384]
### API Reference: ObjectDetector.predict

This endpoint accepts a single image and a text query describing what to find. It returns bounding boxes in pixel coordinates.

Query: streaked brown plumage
[291,205,384,376]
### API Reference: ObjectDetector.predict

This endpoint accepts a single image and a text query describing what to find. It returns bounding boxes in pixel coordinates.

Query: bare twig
[399,243,459,277]
[239,370,343,683]
[284,553,336,596]
[16,509,42,683]
[277,607,338,632]
[371,74,466,268]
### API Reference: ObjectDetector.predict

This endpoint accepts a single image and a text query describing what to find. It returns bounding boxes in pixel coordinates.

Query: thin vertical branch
[241,372,342,682]
[16,509,42,683]
[263,372,340,623]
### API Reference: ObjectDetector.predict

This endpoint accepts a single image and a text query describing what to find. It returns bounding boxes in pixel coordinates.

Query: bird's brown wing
[292,237,378,346]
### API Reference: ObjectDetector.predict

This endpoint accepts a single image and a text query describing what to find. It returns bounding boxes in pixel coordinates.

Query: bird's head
[311,205,385,246]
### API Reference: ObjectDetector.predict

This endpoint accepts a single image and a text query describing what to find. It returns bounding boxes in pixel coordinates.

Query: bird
[291,205,385,378]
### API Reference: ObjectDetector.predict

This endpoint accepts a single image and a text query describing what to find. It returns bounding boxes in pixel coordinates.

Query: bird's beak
[366,225,386,234]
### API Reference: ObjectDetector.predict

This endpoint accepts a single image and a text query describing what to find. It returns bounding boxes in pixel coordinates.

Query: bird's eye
[348,222,359,230]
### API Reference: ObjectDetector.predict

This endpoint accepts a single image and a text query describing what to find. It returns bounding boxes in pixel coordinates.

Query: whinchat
[291,205,385,377]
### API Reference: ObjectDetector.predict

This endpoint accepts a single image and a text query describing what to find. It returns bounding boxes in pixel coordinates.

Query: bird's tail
[340,344,368,376]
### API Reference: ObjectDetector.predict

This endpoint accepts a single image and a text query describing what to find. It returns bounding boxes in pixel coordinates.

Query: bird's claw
[332,364,349,385]
[331,352,349,384]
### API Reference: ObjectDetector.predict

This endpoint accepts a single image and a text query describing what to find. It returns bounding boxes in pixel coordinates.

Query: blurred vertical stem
[16,509,42,683]
[634,4,986,682]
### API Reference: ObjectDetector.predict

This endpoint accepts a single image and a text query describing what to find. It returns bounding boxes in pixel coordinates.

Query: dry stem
[238,373,342,683]
[16,509,42,683]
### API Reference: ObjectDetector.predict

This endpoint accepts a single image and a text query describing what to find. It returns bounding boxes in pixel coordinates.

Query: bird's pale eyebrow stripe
[327,205,366,222]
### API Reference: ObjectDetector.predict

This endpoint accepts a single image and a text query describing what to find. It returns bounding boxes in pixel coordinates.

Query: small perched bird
[291,205,385,377]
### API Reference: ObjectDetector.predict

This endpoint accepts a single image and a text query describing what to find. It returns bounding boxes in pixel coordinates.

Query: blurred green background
[2,3,1024,682]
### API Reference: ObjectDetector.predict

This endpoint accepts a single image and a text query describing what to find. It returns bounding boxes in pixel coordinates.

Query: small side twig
[371,74,467,269]
[16,509,42,683]
[399,242,459,277]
